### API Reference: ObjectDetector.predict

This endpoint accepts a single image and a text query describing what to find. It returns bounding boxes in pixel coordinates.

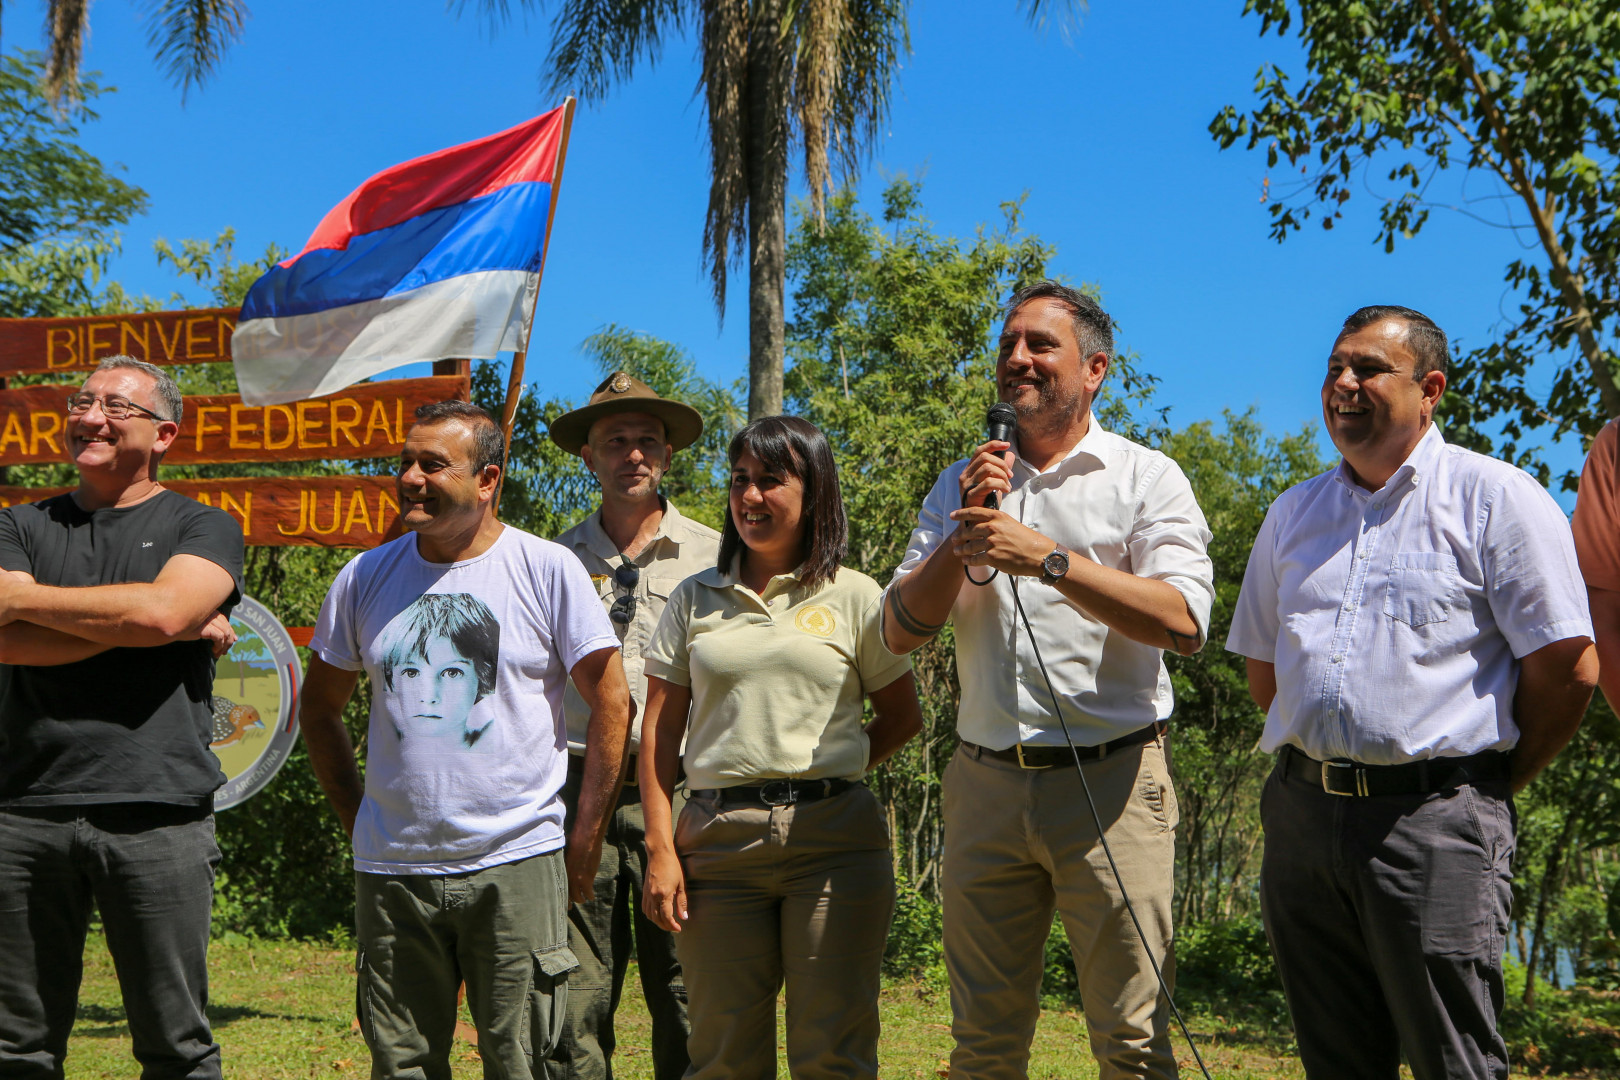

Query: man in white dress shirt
[1227,306,1598,1080]
[885,280,1215,1080]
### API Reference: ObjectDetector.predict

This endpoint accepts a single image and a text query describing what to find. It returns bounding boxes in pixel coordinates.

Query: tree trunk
[744,0,789,421]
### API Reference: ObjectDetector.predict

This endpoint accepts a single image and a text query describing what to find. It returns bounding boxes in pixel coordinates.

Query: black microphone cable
[1004,573,1214,1080]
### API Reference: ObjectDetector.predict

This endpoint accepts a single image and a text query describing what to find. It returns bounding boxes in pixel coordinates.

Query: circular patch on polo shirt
[211,596,302,811]
[795,605,837,637]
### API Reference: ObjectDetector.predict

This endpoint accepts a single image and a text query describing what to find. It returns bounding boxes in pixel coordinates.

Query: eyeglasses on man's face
[65,393,172,423]
[609,559,640,626]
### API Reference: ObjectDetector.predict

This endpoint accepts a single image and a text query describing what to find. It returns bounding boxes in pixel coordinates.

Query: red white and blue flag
[232,105,570,405]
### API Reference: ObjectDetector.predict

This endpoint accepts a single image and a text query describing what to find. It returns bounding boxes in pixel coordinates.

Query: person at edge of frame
[0,355,243,1080]
[1226,305,1599,1080]
[1572,411,1620,717]
[882,280,1216,1080]
[639,415,926,1080]
[299,399,634,1080]
[545,371,720,1080]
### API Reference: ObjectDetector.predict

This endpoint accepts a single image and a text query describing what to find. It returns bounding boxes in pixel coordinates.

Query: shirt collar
[654,498,689,543]
[1332,422,1446,495]
[581,495,683,561]
[1010,415,1110,477]
[695,554,805,594]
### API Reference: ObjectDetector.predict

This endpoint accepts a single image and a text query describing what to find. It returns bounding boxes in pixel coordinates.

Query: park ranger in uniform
[549,372,720,1080]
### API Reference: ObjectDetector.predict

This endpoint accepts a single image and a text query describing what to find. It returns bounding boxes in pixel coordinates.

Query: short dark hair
[413,400,506,473]
[1339,306,1449,379]
[718,416,847,593]
[1004,280,1115,360]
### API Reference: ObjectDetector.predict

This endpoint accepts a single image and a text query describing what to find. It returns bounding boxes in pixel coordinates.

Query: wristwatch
[1040,544,1070,586]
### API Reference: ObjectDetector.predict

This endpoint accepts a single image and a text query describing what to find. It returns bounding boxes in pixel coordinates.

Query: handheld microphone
[982,403,1017,510]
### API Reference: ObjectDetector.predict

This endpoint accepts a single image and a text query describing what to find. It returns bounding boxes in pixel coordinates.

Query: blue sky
[5,0,1586,498]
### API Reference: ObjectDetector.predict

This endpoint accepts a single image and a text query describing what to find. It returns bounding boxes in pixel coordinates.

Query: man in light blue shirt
[1228,306,1598,1080]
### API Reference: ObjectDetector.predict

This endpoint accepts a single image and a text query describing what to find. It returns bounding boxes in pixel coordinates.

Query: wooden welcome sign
[0,309,241,376]
[0,374,466,467]
[0,477,402,548]
[0,307,471,549]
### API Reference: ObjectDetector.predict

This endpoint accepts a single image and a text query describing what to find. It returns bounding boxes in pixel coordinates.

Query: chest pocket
[1383,551,1462,628]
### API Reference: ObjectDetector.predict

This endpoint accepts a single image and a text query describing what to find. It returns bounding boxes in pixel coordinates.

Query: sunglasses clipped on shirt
[610,557,640,626]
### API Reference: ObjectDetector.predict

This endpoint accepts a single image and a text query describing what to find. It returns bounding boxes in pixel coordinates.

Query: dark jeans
[548,755,690,1080]
[0,803,221,1080]
[1259,755,1515,1080]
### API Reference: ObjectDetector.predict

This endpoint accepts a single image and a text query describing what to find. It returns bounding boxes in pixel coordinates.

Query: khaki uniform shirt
[556,499,721,754]
[644,564,912,792]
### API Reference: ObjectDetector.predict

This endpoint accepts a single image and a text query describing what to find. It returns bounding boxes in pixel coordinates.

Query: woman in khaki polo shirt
[639,416,924,1080]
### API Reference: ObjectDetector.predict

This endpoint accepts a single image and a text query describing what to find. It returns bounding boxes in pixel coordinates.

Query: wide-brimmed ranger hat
[548,371,705,456]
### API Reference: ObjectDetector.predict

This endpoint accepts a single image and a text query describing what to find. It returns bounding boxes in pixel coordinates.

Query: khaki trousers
[674,784,895,1080]
[942,739,1179,1080]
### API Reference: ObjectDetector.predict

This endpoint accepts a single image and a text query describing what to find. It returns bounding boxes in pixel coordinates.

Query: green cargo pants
[356,848,578,1080]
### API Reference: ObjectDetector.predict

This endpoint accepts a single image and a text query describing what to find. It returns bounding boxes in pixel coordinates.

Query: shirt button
[1330,655,1344,664]
[1358,549,1370,559]
[1342,602,1354,612]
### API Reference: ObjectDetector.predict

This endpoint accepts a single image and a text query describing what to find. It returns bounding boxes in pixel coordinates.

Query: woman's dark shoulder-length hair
[718,415,847,592]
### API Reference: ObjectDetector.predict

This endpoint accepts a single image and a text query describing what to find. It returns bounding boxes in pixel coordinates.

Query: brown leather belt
[961,721,1166,770]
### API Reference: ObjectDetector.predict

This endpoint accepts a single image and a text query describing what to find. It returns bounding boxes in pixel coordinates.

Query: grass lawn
[63,933,1316,1079]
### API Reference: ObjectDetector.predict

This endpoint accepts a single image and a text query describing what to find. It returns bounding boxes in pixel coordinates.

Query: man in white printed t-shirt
[299,401,634,1080]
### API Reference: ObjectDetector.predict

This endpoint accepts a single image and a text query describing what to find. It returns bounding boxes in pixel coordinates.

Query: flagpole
[495,95,576,514]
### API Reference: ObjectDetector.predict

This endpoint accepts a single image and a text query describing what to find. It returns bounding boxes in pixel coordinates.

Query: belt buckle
[758,780,797,806]
[1015,744,1053,770]
[1321,760,1368,797]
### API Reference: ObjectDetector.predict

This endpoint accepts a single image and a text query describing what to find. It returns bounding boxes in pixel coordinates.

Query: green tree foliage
[1159,412,1322,925]
[0,52,147,318]
[1211,0,1620,483]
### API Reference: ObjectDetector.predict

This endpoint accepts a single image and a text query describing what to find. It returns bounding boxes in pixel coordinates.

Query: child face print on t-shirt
[376,593,501,748]
[392,638,481,738]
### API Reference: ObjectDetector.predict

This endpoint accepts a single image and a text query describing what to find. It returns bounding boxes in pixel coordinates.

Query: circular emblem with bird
[211,596,302,811]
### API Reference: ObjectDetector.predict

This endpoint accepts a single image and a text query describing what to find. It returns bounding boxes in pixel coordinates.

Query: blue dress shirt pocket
[1384,551,1462,628]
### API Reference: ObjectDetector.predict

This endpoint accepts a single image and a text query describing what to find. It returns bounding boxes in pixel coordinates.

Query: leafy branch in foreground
[1212,0,1620,484]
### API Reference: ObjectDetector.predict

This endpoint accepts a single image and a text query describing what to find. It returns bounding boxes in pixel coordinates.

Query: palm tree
[1,0,250,107]
[462,0,1074,420]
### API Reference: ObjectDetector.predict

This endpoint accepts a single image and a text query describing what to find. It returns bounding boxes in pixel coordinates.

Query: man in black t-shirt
[0,356,243,1080]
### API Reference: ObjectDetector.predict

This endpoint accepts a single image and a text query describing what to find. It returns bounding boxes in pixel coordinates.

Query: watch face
[1044,550,1069,578]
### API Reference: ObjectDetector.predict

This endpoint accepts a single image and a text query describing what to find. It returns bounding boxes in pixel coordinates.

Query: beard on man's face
[1009,378,1085,423]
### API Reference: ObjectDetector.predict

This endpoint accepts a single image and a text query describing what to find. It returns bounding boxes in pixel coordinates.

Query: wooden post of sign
[431,359,471,390]
[495,96,577,514]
